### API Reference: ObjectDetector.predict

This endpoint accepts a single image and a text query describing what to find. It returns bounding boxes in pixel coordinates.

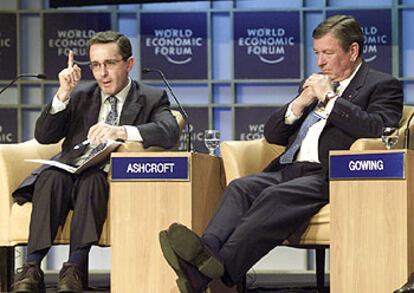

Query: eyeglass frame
[88,58,127,72]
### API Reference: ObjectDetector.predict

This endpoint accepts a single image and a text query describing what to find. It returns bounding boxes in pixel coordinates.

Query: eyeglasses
[89,59,125,71]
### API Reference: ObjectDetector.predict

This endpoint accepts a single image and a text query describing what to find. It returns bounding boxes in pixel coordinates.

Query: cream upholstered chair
[220,106,414,292]
[0,110,184,291]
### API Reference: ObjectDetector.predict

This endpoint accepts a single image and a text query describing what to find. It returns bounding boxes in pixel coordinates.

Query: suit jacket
[263,62,403,175]
[13,80,180,204]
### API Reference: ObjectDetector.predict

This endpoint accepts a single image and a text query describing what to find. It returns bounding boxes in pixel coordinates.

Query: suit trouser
[202,162,329,285]
[27,166,108,255]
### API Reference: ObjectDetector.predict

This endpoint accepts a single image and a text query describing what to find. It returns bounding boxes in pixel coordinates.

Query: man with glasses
[11,31,180,293]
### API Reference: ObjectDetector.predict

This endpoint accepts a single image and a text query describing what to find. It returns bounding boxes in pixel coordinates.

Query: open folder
[26,140,122,174]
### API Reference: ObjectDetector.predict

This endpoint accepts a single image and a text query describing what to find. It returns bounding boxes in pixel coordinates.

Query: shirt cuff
[124,125,143,142]
[285,102,302,125]
[50,95,70,114]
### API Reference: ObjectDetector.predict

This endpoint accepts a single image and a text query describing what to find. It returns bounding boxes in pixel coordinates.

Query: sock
[68,245,91,267]
[26,247,49,265]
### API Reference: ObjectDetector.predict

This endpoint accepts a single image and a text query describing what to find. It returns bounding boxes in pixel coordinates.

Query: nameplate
[330,152,405,180]
[111,157,189,181]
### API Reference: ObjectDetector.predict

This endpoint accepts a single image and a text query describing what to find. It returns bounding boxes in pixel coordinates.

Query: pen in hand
[73,139,90,150]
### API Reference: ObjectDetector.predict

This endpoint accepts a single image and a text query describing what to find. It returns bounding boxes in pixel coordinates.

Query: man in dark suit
[11,31,180,293]
[159,15,403,293]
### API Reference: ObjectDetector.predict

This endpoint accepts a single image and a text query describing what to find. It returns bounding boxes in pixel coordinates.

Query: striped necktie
[104,96,118,126]
[84,96,119,160]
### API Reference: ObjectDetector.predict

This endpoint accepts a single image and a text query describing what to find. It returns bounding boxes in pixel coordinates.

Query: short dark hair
[312,15,363,57]
[88,31,132,60]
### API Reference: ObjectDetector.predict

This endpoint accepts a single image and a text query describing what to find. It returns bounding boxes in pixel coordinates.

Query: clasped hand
[303,74,333,103]
[291,74,334,116]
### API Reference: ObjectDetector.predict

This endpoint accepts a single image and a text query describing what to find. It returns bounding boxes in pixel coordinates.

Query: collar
[101,77,132,104]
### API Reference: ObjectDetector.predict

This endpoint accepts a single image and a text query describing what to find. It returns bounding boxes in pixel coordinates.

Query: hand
[291,86,317,116]
[303,73,333,104]
[56,50,81,102]
[87,122,127,145]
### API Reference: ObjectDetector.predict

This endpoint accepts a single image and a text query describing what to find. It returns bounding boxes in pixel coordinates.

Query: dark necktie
[84,96,118,160]
[279,82,340,164]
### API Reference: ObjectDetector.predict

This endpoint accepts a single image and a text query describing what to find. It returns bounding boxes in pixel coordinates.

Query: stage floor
[2,271,329,293]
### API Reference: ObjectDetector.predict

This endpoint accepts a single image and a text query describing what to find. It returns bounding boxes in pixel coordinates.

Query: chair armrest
[350,106,414,151]
[221,138,285,184]
[117,108,184,153]
[0,139,62,202]
[117,141,166,153]
[0,139,61,245]
[221,136,383,184]
[349,137,384,151]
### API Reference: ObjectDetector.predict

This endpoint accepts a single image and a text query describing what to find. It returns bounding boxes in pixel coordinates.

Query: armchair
[220,105,414,292]
[0,110,184,291]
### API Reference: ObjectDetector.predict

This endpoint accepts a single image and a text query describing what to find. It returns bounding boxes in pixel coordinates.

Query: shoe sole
[159,230,196,293]
[394,288,414,293]
[12,283,46,293]
[168,223,224,279]
[57,285,83,293]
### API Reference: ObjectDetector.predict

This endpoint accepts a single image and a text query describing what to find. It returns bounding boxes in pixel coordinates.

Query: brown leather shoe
[57,262,83,293]
[12,262,45,293]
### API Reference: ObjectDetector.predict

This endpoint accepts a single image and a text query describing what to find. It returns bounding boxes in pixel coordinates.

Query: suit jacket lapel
[340,62,368,102]
[120,81,143,125]
[83,86,102,129]
[60,86,101,163]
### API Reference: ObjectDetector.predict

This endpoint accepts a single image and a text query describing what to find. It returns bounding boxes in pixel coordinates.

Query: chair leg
[315,248,326,293]
[0,246,15,292]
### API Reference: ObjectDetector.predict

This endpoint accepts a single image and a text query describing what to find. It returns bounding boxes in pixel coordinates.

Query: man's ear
[349,42,360,62]
[126,56,135,72]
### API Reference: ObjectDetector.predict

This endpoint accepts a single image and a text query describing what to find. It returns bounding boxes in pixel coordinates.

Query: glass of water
[381,127,399,150]
[204,130,220,155]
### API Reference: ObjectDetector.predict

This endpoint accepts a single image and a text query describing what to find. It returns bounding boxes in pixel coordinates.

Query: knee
[37,168,73,185]
[224,177,254,203]
[227,177,247,191]
[33,168,74,204]
[78,169,108,188]
[226,176,254,195]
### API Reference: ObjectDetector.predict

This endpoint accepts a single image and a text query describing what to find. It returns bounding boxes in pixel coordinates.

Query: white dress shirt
[284,64,361,163]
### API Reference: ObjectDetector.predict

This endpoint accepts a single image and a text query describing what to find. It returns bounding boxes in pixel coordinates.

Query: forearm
[35,104,70,144]
[264,104,304,146]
